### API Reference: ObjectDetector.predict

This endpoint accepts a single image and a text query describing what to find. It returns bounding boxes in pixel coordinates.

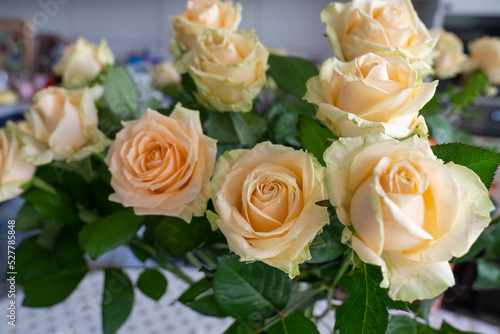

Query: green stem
[258,286,328,333]
[331,250,353,290]
[129,238,156,256]
[164,261,194,285]
[196,250,218,269]
[186,252,204,270]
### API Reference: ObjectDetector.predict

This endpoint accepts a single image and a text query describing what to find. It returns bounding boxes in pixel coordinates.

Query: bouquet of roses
[2,0,500,333]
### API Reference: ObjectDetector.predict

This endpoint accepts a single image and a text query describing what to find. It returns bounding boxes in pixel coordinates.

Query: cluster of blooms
[1,0,497,304]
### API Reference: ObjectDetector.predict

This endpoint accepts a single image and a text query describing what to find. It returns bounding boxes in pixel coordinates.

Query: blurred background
[0,0,499,105]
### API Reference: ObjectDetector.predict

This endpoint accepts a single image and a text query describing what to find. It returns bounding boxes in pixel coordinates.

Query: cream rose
[149,60,182,90]
[321,0,438,70]
[324,134,494,302]
[0,126,36,202]
[468,36,500,85]
[209,142,330,278]
[170,0,242,55]
[53,37,115,89]
[176,28,269,112]
[105,105,217,222]
[304,53,436,138]
[430,29,468,79]
[14,86,109,165]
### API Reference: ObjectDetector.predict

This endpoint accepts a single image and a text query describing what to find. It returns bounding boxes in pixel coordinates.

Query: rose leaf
[431,143,500,189]
[136,268,168,301]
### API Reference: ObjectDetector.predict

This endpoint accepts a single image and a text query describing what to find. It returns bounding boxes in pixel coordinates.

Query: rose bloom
[149,60,182,90]
[430,29,468,79]
[468,36,500,85]
[324,134,493,302]
[0,126,36,202]
[53,37,115,89]
[105,105,217,222]
[176,28,269,112]
[14,86,109,165]
[305,53,436,138]
[209,142,329,278]
[170,0,242,55]
[321,0,437,72]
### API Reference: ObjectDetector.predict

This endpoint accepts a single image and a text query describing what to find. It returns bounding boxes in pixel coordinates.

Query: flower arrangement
[3,0,500,333]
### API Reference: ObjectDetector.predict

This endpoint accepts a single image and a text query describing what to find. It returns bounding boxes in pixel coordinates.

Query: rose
[209,142,330,277]
[468,36,500,85]
[149,60,182,90]
[0,126,36,202]
[430,29,467,79]
[176,28,269,112]
[321,0,438,71]
[53,37,115,89]
[324,134,494,302]
[305,53,436,138]
[13,86,109,165]
[105,104,217,222]
[170,0,242,55]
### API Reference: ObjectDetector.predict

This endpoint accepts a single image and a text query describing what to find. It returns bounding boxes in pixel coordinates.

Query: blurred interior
[0,0,500,331]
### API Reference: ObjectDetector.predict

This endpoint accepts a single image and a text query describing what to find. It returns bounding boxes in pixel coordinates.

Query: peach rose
[208,142,330,278]
[53,37,115,89]
[431,29,468,79]
[324,134,494,302]
[105,104,217,222]
[0,126,36,202]
[170,0,242,55]
[176,28,269,112]
[321,0,438,73]
[468,36,500,85]
[14,86,110,165]
[305,53,436,138]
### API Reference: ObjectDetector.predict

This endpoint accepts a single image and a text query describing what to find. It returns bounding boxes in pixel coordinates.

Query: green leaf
[207,111,239,144]
[409,297,438,323]
[99,107,123,135]
[213,255,291,320]
[23,188,78,226]
[78,208,145,260]
[16,201,44,230]
[185,293,228,318]
[152,215,211,257]
[178,278,212,303]
[22,227,88,307]
[136,269,167,301]
[102,268,134,334]
[104,65,138,119]
[486,225,500,260]
[230,111,267,146]
[268,54,319,98]
[299,115,334,165]
[36,220,63,249]
[267,312,319,334]
[451,71,489,109]
[432,143,500,188]
[387,316,417,334]
[387,315,442,334]
[334,265,407,334]
[308,216,346,263]
[224,319,260,334]
[52,157,94,183]
[426,114,471,145]
[472,259,500,290]
[139,97,162,116]
[90,178,124,216]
